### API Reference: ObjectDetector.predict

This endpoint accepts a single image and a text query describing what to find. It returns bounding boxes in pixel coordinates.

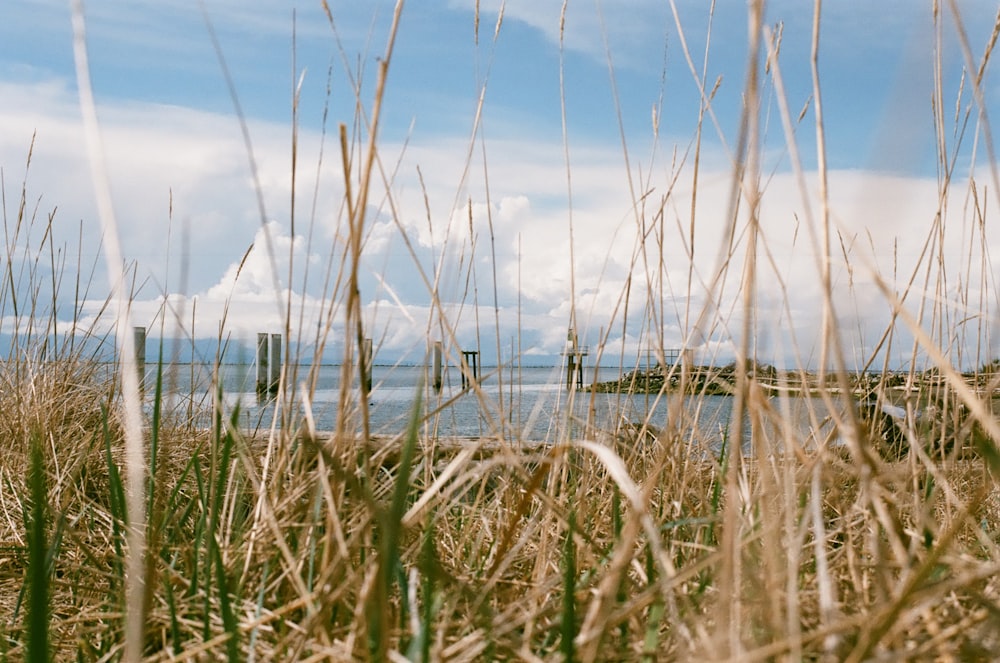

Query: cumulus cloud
[0,76,352,291]
[14,78,993,370]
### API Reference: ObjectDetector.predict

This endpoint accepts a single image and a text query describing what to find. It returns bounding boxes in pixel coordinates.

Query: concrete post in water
[269,333,281,394]
[256,332,269,396]
[432,341,443,393]
[134,326,146,393]
[363,338,373,392]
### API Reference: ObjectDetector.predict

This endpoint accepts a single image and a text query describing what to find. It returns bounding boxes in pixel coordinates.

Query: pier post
[564,327,587,390]
[432,341,443,393]
[256,332,269,396]
[461,350,479,390]
[363,338,373,392]
[269,333,281,394]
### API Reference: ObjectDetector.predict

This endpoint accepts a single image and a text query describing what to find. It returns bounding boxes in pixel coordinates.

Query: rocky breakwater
[590,361,779,395]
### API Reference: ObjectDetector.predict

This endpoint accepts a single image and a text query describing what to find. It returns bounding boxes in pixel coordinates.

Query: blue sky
[2,1,1000,369]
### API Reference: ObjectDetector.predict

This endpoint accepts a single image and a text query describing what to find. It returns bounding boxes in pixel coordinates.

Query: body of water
[151,362,831,447]
[156,363,703,438]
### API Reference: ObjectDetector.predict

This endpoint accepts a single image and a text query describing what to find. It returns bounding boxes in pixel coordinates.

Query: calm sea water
[146,365,844,452]
[150,362,832,447]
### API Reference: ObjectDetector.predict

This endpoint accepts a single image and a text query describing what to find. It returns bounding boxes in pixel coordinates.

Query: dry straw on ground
[3,0,1000,660]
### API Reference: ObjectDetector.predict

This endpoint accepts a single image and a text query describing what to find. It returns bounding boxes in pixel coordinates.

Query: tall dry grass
[2,0,1000,660]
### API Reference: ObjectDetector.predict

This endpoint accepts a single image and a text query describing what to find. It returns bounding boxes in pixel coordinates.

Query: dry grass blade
[7,1,1000,660]
[69,4,147,661]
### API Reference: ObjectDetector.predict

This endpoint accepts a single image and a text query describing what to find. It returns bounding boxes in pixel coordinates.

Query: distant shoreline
[590,363,1000,398]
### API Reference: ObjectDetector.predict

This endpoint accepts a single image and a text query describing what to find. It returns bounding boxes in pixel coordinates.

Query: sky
[2,1,1000,370]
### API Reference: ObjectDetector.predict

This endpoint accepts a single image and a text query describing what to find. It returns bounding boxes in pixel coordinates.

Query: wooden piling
[256,332,269,395]
[432,341,443,393]
[363,338,373,392]
[461,350,479,390]
[269,333,281,394]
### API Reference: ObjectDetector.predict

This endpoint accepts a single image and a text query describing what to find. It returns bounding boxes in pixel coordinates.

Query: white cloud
[43,143,1000,371]
[0,76,351,291]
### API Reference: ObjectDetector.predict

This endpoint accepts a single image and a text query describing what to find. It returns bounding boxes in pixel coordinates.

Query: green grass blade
[26,431,50,663]
[641,602,665,663]
[102,407,126,585]
[419,518,435,663]
[147,342,166,520]
[211,535,240,663]
[247,560,270,663]
[165,553,183,656]
[371,382,423,659]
